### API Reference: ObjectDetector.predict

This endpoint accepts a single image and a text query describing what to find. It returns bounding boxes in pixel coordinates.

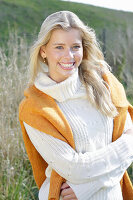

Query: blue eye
[56,46,63,49]
[73,46,80,49]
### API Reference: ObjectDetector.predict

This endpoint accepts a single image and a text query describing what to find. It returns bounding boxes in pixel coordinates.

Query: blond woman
[19,11,133,200]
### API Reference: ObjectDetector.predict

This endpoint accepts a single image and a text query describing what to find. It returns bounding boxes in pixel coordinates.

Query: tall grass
[0,31,38,200]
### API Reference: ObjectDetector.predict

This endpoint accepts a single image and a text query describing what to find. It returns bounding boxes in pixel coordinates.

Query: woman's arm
[67,116,133,200]
[23,113,133,184]
[66,156,132,199]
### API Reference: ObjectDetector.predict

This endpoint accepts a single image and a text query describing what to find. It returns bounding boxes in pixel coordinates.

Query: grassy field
[0,0,133,199]
[1,0,133,44]
[0,32,39,200]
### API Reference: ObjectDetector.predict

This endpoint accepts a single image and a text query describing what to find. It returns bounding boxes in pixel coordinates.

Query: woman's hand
[60,182,78,200]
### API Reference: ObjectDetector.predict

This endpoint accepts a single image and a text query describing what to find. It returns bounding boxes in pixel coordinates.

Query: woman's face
[40,28,83,82]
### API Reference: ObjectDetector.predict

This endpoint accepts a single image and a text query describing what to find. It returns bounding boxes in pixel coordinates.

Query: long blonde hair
[29,10,117,117]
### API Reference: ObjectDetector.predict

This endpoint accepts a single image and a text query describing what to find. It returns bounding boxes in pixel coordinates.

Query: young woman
[19,11,133,200]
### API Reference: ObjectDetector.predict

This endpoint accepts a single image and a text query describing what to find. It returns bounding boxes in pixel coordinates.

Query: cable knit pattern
[24,69,133,200]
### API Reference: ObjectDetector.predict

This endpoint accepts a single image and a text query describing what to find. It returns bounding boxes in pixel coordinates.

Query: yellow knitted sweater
[19,71,133,200]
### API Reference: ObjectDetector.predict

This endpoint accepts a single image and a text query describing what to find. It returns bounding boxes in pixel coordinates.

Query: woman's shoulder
[103,71,129,107]
[20,84,54,105]
[19,85,56,118]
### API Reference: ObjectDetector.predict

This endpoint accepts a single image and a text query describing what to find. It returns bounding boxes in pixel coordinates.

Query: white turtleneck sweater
[23,69,133,200]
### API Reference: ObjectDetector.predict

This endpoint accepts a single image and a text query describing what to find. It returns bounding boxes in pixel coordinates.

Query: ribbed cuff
[113,134,133,162]
[67,181,101,200]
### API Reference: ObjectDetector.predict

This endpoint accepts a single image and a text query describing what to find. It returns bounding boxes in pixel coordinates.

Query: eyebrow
[52,42,82,46]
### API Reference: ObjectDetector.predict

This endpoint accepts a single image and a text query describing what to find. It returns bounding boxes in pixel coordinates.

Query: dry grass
[0,31,38,200]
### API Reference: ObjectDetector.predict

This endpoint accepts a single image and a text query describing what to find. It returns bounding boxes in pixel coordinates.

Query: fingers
[61,182,70,190]
[61,187,77,200]
[61,183,78,200]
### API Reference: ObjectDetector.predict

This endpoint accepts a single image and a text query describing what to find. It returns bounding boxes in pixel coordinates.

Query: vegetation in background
[1,0,133,44]
[0,32,38,200]
[0,0,133,199]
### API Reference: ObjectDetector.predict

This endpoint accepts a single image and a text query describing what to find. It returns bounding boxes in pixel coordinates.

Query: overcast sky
[62,0,133,12]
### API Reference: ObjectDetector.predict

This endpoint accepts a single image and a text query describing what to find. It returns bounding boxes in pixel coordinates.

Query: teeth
[60,63,74,67]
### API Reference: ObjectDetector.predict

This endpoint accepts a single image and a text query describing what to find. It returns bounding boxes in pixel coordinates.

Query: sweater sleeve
[67,157,131,200]
[23,112,133,185]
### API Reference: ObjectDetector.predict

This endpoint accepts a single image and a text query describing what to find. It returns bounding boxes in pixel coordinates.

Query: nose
[64,48,74,60]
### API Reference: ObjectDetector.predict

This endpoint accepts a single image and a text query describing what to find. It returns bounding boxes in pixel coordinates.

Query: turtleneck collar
[34,69,83,102]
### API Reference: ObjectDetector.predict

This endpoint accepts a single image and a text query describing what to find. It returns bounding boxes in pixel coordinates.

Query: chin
[61,68,76,75]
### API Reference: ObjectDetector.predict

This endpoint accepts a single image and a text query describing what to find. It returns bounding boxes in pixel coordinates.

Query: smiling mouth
[59,62,75,70]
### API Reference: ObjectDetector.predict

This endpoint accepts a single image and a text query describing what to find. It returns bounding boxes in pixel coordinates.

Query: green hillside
[1,0,133,44]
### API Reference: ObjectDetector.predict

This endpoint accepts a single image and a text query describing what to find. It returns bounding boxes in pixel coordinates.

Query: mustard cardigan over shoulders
[19,71,133,200]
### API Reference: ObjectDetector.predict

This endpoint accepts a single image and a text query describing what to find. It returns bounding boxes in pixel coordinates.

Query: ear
[40,46,46,59]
